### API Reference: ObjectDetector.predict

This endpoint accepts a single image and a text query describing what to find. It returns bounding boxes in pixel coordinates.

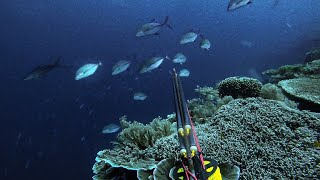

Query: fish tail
[53,57,62,67]
[161,16,173,30]
[98,61,103,66]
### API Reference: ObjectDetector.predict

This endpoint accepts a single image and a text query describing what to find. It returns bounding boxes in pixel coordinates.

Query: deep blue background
[1,0,319,179]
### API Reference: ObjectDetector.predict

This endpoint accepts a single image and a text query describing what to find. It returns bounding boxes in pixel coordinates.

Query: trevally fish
[179,69,190,77]
[101,123,120,134]
[200,37,211,50]
[136,16,172,37]
[24,57,62,80]
[133,92,147,101]
[180,32,198,44]
[75,61,102,80]
[139,56,167,74]
[172,53,187,64]
[227,0,252,11]
[112,60,131,75]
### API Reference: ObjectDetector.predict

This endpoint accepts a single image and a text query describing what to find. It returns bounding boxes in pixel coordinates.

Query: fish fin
[248,0,253,4]
[166,24,173,30]
[161,16,173,30]
[52,56,73,69]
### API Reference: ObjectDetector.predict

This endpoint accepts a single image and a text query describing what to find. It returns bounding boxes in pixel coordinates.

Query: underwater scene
[1,0,320,179]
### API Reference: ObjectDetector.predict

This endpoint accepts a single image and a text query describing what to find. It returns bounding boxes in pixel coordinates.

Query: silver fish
[112,60,131,75]
[136,16,172,37]
[75,61,102,80]
[139,56,166,74]
[227,0,252,11]
[172,53,187,64]
[24,57,62,80]
[180,32,198,44]
[102,123,120,134]
[133,92,147,101]
[179,69,190,77]
[200,38,211,50]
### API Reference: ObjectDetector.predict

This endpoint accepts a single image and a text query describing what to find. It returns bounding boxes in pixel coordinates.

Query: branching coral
[217,77,262,98]
[117,116,174,149]
[188,86,234,124]
[195,85,219,101]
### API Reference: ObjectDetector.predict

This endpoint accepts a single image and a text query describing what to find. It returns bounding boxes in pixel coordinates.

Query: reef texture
[305,49,320,63]
[217,77,262,98]
[278,78,320,106]
[93,98,320,179]
[263,59,320,83]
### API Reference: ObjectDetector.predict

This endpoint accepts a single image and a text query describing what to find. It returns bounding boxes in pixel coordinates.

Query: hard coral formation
[188,86,233,123]
[93,116,175,174]
[260,83,285,101]
[117,116,174,149]
[195,85,219,101]
[260,83,298,109]
[263,59,320,83]
[305,49,320,63]
[200,98,320,179]
[93,98,320,179]
[278,78,320,111]
[217,77,262,98]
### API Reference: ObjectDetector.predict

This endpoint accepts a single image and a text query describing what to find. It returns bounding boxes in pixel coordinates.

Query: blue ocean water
[0,0,319,179]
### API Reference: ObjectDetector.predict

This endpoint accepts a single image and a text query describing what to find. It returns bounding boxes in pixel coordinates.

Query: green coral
[217,77,262,98]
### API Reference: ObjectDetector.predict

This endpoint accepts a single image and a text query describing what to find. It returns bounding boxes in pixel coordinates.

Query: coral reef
[117,116,174,149]
[260,83,285,101]
[188,86,233,123]
[217,77,262,98]
[278,78,320,111]
[305,49,320,63]
[93,98,320,179]
[263,59,320,83]
[195,85,219,101]
[199,98,320,179]
[260,83,298,109]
